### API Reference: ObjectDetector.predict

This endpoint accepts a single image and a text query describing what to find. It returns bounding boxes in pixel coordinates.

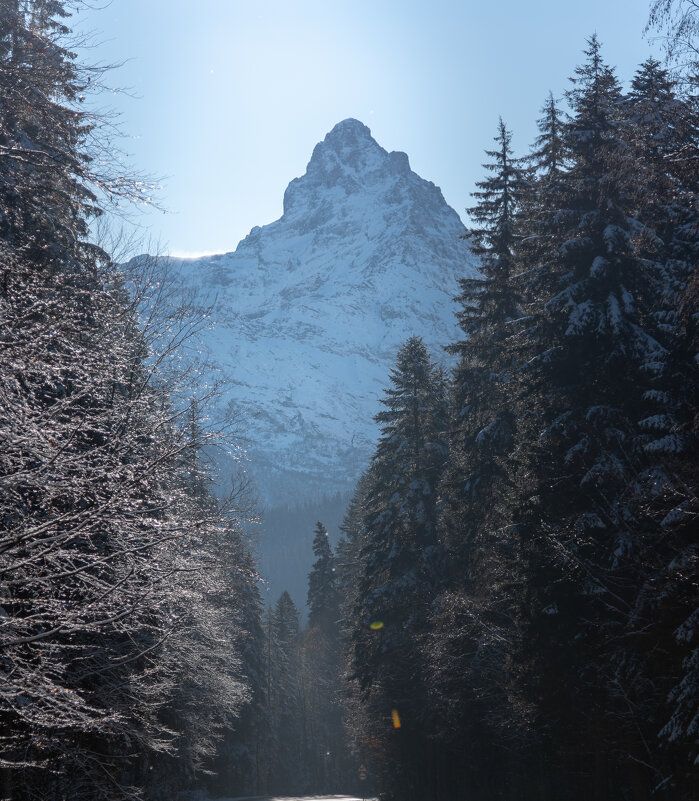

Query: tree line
[337,33,698,801]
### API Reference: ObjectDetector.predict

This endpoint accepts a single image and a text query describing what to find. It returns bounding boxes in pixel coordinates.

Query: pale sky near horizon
[75,1,662,258]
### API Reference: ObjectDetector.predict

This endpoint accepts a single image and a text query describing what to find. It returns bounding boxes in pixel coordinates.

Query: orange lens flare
[391,709,401,729]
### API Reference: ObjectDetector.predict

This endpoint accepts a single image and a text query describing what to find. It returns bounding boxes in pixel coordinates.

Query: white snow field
[178,795,375,801]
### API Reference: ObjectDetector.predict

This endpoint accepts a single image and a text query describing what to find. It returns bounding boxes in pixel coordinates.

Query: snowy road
[180,795,374,801]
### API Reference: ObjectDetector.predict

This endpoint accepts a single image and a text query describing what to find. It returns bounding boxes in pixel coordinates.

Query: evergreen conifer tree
[441,117,528,563]
[266,592,304,794]
[512,37,675,797]
[303,522,345,791]
[207,534,269,798]
[427,118,530,800]
[307,521,340,634]
[622,57,699,791]
[349,337,448,800]
[529,92,568,180]
[522,91,570,270]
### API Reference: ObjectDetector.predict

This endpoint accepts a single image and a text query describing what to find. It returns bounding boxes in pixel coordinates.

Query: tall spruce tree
[207,534,269,798]
[529,92,568,180]
[307,521,340,634]
[266,592,305,794]
[511,37,676,799]
[349,337,448,801]
[441,117,527,562]
[336,475,371,639]
[623,57,699,792]
[303,523,346,792]
[521,91,570,271]
[427,118,530,801]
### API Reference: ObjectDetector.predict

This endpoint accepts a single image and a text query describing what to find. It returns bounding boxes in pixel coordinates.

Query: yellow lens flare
[369,621,384,630]
[391,709,401,729]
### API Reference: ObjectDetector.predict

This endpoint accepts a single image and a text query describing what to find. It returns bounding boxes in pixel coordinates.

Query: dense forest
[1,1,697,801]
[0,2,264,798]
[337,19,699,801]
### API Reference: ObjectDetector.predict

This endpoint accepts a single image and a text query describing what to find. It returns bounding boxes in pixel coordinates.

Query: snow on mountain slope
[167,118,477,504]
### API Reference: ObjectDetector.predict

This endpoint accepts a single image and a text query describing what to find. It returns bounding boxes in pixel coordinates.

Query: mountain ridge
[163,118,478,505]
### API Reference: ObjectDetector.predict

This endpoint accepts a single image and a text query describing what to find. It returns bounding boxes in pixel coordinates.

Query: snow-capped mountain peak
[166,120,477,504]
[305,117,396,180]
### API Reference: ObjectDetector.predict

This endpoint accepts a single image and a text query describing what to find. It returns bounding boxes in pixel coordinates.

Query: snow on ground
[178,794,374,801]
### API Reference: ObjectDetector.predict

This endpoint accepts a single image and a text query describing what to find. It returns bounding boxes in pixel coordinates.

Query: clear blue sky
[75,0,661,257]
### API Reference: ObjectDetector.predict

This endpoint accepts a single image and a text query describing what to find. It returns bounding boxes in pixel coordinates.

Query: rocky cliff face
[167,118,477,504]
